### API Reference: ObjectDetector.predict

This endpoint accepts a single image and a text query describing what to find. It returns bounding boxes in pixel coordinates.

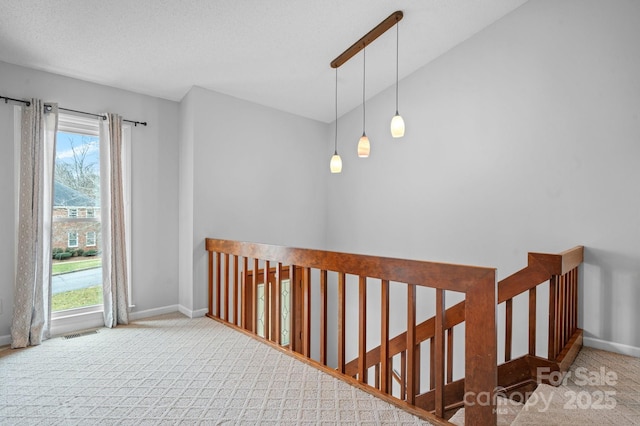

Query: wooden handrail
[344,246,584,378]
[205,238,497,426]
[205,238,494,292]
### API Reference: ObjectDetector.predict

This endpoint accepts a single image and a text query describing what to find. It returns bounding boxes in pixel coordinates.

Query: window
[50,113,131,321]
[52,114,103,314]
[68,231,79,248]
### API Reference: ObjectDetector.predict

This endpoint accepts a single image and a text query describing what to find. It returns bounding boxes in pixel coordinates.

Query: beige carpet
[512,347,640,425]
[450,346,640,425]
[0,313,432,425]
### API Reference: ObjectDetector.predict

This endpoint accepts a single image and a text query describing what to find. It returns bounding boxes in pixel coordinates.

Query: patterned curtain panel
[100,113,129,328]
[11,99,58,348]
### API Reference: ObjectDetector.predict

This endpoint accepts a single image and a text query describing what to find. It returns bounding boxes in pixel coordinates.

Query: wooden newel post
[464,271,497,426]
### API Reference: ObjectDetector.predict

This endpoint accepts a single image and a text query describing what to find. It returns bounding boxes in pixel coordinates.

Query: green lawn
[52,259,101,275]
[52,285,102,311]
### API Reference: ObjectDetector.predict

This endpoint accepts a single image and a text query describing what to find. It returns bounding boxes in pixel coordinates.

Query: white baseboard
[128,304,179,321]
[178,305,208,319]
[0,305,205,348]
[584,336,640,358]
[0,334,11,347]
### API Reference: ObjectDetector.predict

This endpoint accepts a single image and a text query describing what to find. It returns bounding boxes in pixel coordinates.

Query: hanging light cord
[362,47,366,133]
[395,23,400,114]
[334,68,338,154]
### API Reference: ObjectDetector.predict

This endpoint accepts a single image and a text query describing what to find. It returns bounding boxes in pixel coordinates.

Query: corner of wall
[177,87,196,312]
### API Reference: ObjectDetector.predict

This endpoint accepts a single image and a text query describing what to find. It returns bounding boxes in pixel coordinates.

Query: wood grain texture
[320,269,328,365]
[380,279,390,394]
[338,272,346,373]
[406,284,416,404]
[330,11,403,68]
[206,238,494,293]
[359,276,367,383]
[434,289,445,417]
[206,239,584,426]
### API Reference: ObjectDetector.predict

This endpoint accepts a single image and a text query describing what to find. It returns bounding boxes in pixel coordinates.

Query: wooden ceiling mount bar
[330,10,403,69]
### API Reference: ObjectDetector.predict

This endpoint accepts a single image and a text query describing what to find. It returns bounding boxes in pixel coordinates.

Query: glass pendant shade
[357,133,370,158]
[390,113,405,138]
[330,153,342,173]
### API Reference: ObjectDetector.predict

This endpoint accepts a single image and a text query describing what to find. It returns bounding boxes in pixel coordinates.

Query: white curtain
[100,113,129,327]
[11,99,58,348]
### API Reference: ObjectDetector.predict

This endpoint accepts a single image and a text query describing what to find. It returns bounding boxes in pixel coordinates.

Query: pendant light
[390,21,405,138]
[330,68,343,173]
[357,47,370,158]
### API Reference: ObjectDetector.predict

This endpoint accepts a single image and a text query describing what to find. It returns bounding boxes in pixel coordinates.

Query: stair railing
[205,238,498,426]
[344,246,584,413]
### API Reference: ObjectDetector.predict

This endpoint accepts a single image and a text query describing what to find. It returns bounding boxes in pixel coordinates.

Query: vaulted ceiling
[0,1,529,122]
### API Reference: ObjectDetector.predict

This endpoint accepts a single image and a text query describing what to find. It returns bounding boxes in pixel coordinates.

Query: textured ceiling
[0,1,528,122]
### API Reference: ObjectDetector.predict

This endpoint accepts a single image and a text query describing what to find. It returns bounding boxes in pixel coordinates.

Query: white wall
[178,86,329,315]
[327,0,640,356]
[2,0,638,359]
[0,61,180,341]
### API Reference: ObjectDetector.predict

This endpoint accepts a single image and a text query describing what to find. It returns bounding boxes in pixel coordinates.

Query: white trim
[67,231,79,247]
[50,310,104,337]
[0,333,10,347]
[128,305,179,321]
[178,305,208,319]
[583,337,640,358]
[86,231,97,247]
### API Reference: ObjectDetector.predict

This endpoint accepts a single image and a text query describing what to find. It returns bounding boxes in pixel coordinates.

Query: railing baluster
[252,258,259,334]
[241,257,248,329]
[447,327,454,384]
[505,298,512,362]
[303,267,311,357]
[208,250,214,317]
[275,262,282,345]
[556,275,566,355]
[215,252,221,318]
[430,337,435,390]
[233,256,239,325]
[289,265,297,352]
[224,253,229,321]
[568,270,574,335]
[435,288,445,418]
[564,274,569,344]
[406,283,416,404]
[380,279,390,394]
[264,261,270,340]
[529,287,537,356]
[320,269,328,365]
[401,350,407,400]
[573,267,580,332]
[358,276,368,383]
[548,276,557,359]
[338,272,346,373]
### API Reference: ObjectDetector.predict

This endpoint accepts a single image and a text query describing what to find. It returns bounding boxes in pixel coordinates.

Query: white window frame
[68,231,79,248]
[86,231,96,247]
[86,207,95,218]
[49,113,132,331]
[68,207,78,218]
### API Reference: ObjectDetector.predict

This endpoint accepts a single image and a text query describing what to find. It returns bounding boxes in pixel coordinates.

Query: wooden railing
[500,246,584,365]
[205,238,498,426]
[344,245,584,413]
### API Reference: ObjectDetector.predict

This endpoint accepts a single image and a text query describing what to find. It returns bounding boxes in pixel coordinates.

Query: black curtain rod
[1,95,147,127]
